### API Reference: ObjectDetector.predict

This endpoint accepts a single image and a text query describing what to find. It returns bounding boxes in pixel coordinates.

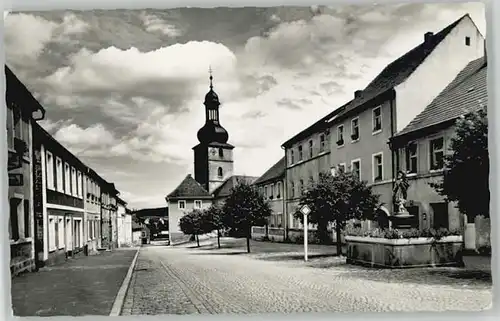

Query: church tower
[193,69,234,193]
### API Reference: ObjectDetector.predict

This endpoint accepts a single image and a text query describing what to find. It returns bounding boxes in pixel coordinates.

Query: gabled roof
[212,175,258,198]
[394,56,487,139]
[5,65,46,117]
[282,14,469,148]
[166,174,212,199]
[253,156,286,185]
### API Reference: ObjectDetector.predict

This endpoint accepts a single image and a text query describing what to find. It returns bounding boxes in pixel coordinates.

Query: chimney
[424,32,434,44]
[354,90,363,98]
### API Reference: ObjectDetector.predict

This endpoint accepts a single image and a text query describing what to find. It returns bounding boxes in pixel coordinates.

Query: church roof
[166,174,213,200]
[253,156,286,186]
[212,175,259,199]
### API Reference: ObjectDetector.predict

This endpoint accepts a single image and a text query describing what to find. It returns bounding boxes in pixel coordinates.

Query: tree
[294,170,379,255]
[431,109,489,220]
[179,209,204,247]
[222,181,272,253]
[200,204,225,249]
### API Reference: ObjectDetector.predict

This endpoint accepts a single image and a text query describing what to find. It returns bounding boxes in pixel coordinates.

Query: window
[372,106,382,132]
[372,153,383,182]
[218,148,224,158]
[319,134,326,152]
[56,158,63,192]
[46,152,55,190]
[6,106,14,149]
[465,36,471,46]
[77,171,82,197]
[49,218,56,251]
[194,200,202,209]
[406,142,418,174]
[298,145,303,161]
[430,137,444,170]
[88,220,92,240]
[299,179,304,195]
[71,167,77,196]
[178,200,186,209]
[330,167,337,177]
[64,163,71,194]
[290,149,295,164]
[337,125,344,146]
[58,218,65,248]
[217,167,223,178]
[23,200,30,238]
[351,160,361,180]
[276,182,281,199]
[308,140,313,158]
[351,118,360,141]
[338,163,346,173]
[290,181,295,198]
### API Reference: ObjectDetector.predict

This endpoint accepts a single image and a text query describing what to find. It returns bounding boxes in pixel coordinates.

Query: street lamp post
[300,205,311,262]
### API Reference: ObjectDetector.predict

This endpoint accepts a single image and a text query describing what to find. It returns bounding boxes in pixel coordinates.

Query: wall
[395,16,484,132]
[168,199,210,244]
[256,178,285,228]
[7,104,36,275]
[207,147,234,193]
[396,126,462,231]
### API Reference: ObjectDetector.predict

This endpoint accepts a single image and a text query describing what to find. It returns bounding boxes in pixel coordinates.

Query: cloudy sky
[4,2,485,209]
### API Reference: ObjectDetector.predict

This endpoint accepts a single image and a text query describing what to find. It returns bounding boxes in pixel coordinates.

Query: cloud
[4,14,57,62]
[3,4,486,209]
[140,12,182,37]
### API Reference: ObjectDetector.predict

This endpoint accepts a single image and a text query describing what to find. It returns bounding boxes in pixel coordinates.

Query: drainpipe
[281,145,288,241]
[389,91,397,215]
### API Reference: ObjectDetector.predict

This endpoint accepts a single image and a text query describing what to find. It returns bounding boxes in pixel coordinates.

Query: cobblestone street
[122,238,492,315]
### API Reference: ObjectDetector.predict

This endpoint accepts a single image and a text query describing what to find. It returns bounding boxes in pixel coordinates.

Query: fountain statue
[389,170,416,230]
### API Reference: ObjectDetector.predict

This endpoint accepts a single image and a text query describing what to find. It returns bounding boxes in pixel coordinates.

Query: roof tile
[253,156,286,185]
[166,174,212,199]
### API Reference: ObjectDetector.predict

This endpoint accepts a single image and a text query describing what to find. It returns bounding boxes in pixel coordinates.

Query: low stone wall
[345,235,464,268]
[10,241,36,277]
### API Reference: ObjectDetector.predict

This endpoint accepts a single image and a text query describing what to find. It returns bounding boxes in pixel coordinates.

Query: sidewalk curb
[109,248,140,316]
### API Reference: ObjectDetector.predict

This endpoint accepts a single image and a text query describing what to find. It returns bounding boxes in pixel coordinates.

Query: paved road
[122,238,492,315]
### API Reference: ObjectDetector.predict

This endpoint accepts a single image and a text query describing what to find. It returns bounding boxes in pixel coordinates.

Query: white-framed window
[372,152,383,182]
[178,200,186,209]
[58,217,65,249]
[46,152,55,190]
[194,200,202,209]
[319,134,326,152]
[49,217,56,251]
[351,118,360,141]
[351,159,361,180]
[430,137,445,170]
[406,142,418,174]
[308,140,313,158]
[337,125,344,146]
[372,106,382,133]
[290,181,295,198]
[77,171,82,197]
[80,174,84,197]
[71,167,77,196]
[6,105,14,150]
[465,36,471,46]
[64,163,71,194]
[56,157,63,192]
[298,145,303,161]
[290,149,295,164]
[338,163,346,174]
[299,179,304,195]
[276,182,282,199]
[330,166,337,177]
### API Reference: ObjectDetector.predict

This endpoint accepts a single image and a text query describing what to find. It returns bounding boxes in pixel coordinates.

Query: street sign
[300,205,311,215]
[300,205,311,262]
[8,150,22,171]
[9,173,24,186]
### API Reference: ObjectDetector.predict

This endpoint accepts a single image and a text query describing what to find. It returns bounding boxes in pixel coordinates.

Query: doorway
[431,202,449,229]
